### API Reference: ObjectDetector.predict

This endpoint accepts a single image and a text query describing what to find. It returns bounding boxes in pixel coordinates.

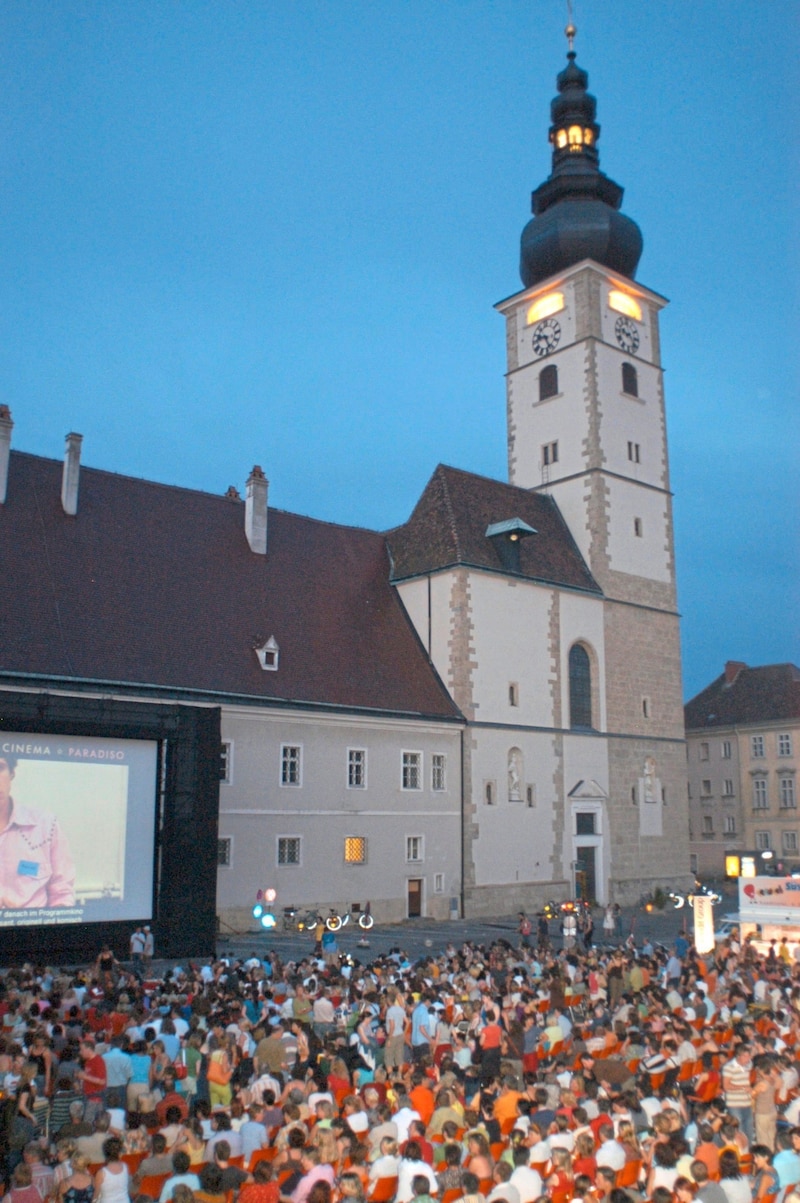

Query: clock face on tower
[614,315,640,353]
[532,318,561,357]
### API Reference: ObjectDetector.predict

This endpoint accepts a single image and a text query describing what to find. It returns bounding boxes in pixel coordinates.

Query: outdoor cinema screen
[0,731,158,928]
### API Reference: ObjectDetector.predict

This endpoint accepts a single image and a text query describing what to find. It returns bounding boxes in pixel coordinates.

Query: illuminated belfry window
[526,291,564,324]
[608,290,642,321]
[553,125,594,151]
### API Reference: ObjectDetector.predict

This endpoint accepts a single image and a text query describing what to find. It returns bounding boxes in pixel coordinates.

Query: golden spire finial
[565,0,577,52]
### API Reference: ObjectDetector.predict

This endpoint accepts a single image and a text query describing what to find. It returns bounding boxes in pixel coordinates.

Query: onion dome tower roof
[520,24,643,288]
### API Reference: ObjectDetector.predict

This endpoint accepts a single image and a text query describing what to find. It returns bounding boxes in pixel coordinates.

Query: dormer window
[485,517,537,574]
[255,636,279,671]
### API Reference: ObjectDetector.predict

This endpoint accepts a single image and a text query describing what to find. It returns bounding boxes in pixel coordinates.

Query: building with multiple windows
[0,37,694,926]
[685,661,800,876]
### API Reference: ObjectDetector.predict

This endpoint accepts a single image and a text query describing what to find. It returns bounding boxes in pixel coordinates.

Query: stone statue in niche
[644,755,656,802]
[508,749,522,801]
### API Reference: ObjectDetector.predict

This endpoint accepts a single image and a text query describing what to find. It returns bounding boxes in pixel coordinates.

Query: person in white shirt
[395,1144,438,1203]
[486,1162,520,1203]
[369,1138,400,1189]
[509,1148,543,1203]
[391,1098,421,1145]
[595,1126,627,1173]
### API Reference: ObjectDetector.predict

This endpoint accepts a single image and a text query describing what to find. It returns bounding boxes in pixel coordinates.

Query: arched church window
[621,362,638,397]
[569,644,592,729]
[539,364,558,401]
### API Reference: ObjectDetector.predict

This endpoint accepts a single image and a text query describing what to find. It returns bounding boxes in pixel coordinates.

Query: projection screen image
[0,733,158,928]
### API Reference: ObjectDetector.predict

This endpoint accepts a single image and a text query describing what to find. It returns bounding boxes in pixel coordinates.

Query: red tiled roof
[684,663,800,729]
[0,452,459,718]
[387,464,600,592]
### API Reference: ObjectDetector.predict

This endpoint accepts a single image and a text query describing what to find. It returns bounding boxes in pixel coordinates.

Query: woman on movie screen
[0,753,76,907]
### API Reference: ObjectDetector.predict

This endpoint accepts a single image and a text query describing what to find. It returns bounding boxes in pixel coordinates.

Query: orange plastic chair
[248,1148,278,1172]
[137,1174,171,1200]
[441,1190,462,1203]
[122,1153,147,1175]
[369,1176,399,1203]
[616,1160,643,1189]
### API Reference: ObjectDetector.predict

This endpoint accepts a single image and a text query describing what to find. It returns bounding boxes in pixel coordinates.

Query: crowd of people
[1,914,800,1203]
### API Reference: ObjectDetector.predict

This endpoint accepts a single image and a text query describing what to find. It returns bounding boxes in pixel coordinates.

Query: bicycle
[325,901,373,931]
[281,905,321,932]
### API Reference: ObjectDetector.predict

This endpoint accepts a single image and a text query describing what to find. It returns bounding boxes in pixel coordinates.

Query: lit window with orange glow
[568,125,583,149]
[555,129,568,149]
[526,291,564,325]
[584,128,593,145]
[608,290,643,321]
[725,854,741,878]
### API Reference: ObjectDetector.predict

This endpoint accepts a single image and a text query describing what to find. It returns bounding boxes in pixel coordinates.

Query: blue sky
[1,1,797,700]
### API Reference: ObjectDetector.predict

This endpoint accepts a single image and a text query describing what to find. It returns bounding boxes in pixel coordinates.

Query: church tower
[494,27,690,902]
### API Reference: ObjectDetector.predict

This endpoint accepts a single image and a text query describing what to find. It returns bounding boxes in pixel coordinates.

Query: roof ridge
[437,460,553,500]
[11,450,385,537]
[435,464,462,563]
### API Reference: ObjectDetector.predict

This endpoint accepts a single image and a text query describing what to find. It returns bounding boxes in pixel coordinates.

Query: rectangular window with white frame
[753,777,768,809]
[755,830,771,851]
[702,815,714,835]
[217,837,232,867]
[783,830,798,853]
[751,734,765,758]
[277,836,302,866]
[433,872,444,894]
[347,748,366,789]
[701,779,712,797]
[723,815,736,835]
[778,733,793,757]
[699,742,709,761]
[722,739,732,759]
[219,741,233,784]
[542,440,559,467]
[406,835,424,863]
[431,754,447,792]
[281,744,302,787]
[402,751,422,790]
[780,775,796,809]
[722,778,735,797]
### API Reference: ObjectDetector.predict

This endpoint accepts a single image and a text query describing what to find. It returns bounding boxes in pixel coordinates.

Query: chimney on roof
[0,405,12,504]
[245,465,268,554]
[61,432,83,516]
[724,660,747,686]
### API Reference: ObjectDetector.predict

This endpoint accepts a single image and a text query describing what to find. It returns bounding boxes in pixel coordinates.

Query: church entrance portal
[575,845,597,903]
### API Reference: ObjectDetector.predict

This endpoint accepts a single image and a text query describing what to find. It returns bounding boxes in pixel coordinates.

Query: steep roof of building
[684,663,800,730]
[0,452,460,718]
[386,463,601,593]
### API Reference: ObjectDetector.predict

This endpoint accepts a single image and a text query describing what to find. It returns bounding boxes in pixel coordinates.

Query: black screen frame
[0,690,219,961]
